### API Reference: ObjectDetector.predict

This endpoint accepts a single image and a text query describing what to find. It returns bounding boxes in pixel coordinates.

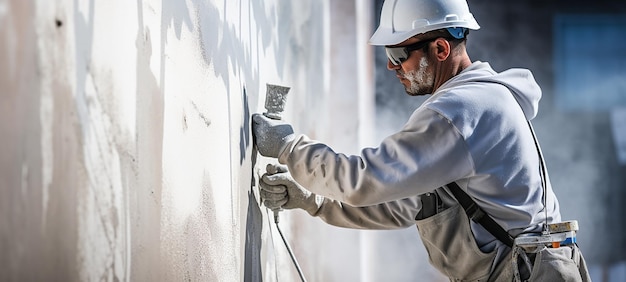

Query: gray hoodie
[278,61,560,248]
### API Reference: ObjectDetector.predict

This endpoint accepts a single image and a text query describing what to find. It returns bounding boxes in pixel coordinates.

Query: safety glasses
[385,37,441,66]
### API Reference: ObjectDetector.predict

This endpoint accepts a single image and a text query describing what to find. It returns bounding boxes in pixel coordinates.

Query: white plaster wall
[0,0,348,281]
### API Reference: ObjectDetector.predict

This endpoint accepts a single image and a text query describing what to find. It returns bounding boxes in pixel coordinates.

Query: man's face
[386,38,435,96]
[400,56,434,96]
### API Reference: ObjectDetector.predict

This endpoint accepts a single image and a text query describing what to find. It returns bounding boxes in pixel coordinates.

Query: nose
[387,59,401,71]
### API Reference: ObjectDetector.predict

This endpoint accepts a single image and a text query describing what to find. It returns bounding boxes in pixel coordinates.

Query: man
[252,0,590,281]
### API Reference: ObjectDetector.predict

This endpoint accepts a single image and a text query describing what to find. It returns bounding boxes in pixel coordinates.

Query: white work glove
[259,164,318,213]
[252,113,295,158]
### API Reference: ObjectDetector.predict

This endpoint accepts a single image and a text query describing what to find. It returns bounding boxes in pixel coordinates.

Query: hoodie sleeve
[302,194,421,229]
[278,107,475,207]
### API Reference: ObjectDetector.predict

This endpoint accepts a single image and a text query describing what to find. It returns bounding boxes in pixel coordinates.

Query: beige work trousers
[415,203,591,281]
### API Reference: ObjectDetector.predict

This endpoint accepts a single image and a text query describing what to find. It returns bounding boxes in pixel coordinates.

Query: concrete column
[294,0,374,281]
[325,0,375,160]
[354,1,377,282]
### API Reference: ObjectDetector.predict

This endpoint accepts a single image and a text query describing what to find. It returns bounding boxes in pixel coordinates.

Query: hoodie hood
[438,61,542,120]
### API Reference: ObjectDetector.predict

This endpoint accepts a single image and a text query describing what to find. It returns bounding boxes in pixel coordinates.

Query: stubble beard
[402,56,434,96]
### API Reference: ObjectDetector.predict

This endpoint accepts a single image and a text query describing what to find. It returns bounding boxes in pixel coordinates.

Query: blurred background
[0,0,624,281]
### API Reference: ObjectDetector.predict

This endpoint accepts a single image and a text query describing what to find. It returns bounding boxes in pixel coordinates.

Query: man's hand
[252,113,295,158]
[259,164,317,212]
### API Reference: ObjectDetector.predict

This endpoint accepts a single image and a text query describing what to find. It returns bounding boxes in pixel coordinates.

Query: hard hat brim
[368,21,480,46]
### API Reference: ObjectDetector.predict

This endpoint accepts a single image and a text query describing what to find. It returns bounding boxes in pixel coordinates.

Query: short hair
[413,29,468,52]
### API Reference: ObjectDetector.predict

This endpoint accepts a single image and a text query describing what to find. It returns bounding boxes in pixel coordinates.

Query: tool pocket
[415,192,442,220]
[527,246,586,282]
[416,204,498,281]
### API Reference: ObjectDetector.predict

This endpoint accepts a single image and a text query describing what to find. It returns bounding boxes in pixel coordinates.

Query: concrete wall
[0,0,348,281]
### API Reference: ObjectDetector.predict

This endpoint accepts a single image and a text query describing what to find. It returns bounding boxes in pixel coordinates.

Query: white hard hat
[369,0,480,46]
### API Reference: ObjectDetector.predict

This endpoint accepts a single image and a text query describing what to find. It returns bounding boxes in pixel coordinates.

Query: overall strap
[446,121,546,248]
[447,182,515,248]
[450,80,549,246]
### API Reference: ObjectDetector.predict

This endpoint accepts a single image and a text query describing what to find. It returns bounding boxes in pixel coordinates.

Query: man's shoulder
[427,81,510,114]
[423,82,517,138]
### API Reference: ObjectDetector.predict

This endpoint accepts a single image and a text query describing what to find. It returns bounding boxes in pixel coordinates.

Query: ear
[433,38,451,61]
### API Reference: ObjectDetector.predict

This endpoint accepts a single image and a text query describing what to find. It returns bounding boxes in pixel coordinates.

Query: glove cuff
[302,194,323,215]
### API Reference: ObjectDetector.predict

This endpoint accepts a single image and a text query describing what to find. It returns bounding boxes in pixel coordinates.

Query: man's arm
[260,164,419,229]
[278,108,474,206]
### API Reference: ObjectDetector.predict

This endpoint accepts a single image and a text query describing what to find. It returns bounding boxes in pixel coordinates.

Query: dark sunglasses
[385,37,444,66]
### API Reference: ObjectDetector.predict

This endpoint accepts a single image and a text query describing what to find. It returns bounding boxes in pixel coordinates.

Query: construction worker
[252,0,591,280]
